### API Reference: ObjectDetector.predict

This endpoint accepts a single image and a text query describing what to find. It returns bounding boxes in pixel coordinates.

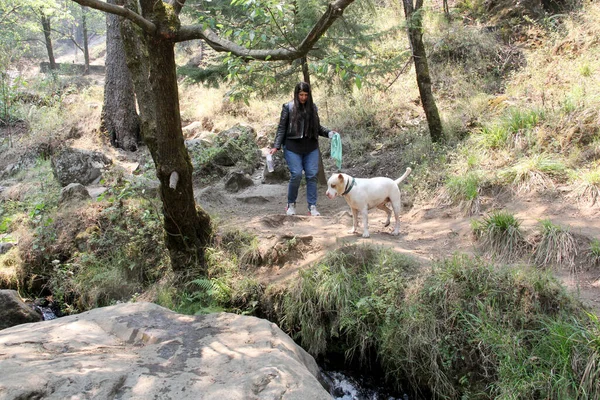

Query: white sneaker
[309,205,320,216]
[286,203,296,216]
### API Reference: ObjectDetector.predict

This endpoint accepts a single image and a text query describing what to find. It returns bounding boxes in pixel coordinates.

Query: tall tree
[101,0,139,151]
[39,10,57,70]
[402,0,443,142]
[70,0,355,273]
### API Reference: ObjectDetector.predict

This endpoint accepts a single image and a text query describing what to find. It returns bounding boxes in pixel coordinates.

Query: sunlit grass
[498,154,568,192]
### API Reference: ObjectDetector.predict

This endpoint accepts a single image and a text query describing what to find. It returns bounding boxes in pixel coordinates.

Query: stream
[322,369,409,400]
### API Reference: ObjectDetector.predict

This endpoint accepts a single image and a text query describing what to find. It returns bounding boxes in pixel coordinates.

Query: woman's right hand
[269,148,278,155]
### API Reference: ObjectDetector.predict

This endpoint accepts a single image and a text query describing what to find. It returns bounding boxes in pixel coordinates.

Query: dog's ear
[337,173,344,183]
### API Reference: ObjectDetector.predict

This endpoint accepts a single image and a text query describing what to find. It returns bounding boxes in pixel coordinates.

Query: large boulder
[0,289,42,330]
[0,302,330,400]
[51,147,112,187]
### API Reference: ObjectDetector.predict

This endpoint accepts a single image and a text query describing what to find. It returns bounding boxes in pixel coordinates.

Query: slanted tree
[69,0,356,273]
[402,0,444,143]
[101,0,139,151]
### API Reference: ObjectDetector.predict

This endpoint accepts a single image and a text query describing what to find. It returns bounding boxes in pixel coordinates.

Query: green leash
[330,132,342,170]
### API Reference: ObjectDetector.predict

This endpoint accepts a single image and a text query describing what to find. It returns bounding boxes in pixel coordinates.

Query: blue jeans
[284,147,319,209]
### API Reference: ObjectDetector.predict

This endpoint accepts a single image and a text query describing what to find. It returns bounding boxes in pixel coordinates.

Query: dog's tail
[394,167,412,185]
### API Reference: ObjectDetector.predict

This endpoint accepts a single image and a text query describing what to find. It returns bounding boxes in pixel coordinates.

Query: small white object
[266,153,275,172]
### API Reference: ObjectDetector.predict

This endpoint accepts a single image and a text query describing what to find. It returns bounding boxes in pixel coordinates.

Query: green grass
[498,154,568,192]
[572,168,600,205]
[587,238,600,267]
[282,247,597,399]
[472,210,527,262]
[533,219,577,271]
[474,108,544,151]
[445,171,483,215]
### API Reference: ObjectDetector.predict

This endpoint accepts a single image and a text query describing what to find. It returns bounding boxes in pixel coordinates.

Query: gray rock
[225,172,254,192]
[59,182,91,204]
[51,147,112,187]
[0,289,42,330]
[0,242,15,254]
[0,302,330,399]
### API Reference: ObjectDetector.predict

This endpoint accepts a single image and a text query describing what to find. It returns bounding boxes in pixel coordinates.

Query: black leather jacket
[273,101,330,149]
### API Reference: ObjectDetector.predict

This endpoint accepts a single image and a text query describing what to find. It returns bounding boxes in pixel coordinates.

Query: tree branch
[69,0,156,34]
[68,0,354,61]
[176,0,355,61]
[168,0,186,16]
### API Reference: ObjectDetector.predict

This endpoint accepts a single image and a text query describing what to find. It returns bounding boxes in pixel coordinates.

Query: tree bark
[40,13,57,70]
[120,0,211,273]
[81,6,90,74]
[101,0,140,152]
[403,0,444,143]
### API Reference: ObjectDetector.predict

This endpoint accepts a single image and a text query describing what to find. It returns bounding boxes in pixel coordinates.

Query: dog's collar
[341,177,356,196]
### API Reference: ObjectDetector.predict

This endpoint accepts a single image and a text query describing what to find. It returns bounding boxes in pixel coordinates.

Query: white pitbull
[326,168,412,238]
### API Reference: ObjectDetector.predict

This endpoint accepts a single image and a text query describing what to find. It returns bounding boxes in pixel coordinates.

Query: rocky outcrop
[0,289,42,330]
[51,147,112,187]
[0,302,330,400]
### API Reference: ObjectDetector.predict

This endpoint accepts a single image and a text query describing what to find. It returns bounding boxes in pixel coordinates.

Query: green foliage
[181,0,408,100]
[34,198,170,312]
[282,244,419,359]
[283,247,595,398]
[472,210,527,262]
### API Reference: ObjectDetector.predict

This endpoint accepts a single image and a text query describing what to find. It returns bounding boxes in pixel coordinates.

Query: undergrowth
[282,246,599,399]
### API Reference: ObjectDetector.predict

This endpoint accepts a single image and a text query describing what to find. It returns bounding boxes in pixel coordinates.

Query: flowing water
[323,370,409,400]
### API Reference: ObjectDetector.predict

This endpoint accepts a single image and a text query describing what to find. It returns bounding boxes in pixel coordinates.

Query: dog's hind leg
[390,200,401,235]
[377,203,392,227]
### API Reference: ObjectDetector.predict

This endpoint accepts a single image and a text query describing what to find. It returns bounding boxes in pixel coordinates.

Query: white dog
[326,168,412,238]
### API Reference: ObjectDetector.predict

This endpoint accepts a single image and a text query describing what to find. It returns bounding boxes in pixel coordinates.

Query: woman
[270,82,338,216]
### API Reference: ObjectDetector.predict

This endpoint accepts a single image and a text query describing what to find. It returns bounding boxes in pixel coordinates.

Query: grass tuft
[472,210,527,262]
[533,219,578,271]
[498,154,567,192]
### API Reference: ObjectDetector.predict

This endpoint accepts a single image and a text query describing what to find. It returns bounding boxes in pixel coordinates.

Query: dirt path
[196,168,600,313]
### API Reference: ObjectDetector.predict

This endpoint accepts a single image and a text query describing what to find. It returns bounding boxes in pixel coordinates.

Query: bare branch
[70,0,156,34]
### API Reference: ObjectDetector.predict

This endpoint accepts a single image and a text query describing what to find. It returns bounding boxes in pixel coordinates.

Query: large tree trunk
[120,0,212,273]
[101,0,140,152]
[81,6,90,74]
[403,0,444,143]
[40,13,57,70]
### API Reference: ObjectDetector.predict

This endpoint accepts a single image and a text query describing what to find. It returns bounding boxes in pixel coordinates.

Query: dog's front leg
[349,208,359,234]
[361,207,370,238]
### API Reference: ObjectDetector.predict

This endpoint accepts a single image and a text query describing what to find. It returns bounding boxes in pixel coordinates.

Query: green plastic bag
[330,132,342,170]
